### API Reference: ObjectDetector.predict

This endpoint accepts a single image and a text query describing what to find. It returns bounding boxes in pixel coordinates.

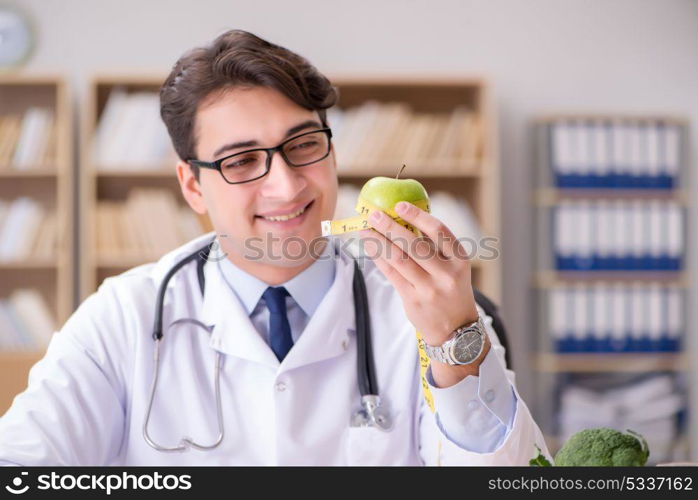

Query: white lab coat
[0,233,550,465]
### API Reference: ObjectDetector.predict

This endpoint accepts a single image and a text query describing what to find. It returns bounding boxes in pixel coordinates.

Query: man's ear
[176,161,207,215]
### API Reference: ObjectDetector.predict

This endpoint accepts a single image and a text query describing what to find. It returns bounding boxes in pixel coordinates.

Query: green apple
[358,176,430,218]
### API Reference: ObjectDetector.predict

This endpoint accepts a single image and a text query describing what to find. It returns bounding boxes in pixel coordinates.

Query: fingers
[394,202,468,260]
[360,229,430,290]
[366,210,446,275]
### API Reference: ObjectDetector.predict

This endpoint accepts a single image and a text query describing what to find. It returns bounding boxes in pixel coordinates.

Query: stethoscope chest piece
[351,394,392,431]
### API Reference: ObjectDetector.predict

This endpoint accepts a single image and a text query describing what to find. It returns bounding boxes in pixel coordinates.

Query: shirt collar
[216,239,336,317]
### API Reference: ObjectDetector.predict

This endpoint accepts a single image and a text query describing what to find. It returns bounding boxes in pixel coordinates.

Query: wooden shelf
[534,188,687,205]
[0,77,73,415]
[0,350,48,359]
[535,270,689,287]
[97,255,159,269]
[326,74,488,86]
[333,77,500,301]
[0,169,58,178]
[533,113,689,125]
[534,352,687,373]
[0,260,58,270]
[0,76,73,323]
[81,76,200,298]
[80,76,501,304]
[95,168,173,177]
[337,164,481,178]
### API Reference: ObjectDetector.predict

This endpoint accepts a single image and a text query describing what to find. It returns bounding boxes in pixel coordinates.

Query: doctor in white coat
[0,30,550,466]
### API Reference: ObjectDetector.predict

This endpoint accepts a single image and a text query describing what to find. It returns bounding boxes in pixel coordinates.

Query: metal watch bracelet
[423,316,485,365]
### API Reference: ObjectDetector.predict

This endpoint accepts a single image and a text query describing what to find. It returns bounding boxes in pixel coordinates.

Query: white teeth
[262,204,307,222]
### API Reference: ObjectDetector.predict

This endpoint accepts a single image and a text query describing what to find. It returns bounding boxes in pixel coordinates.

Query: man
[0,30,549,465]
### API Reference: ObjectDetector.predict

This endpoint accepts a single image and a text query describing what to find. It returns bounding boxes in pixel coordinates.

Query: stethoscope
[142,237,391,453]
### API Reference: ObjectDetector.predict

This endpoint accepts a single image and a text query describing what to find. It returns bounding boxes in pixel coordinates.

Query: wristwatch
[423,316,486,365]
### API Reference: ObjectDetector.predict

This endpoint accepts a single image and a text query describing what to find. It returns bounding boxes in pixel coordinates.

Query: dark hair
[160,29,338,179]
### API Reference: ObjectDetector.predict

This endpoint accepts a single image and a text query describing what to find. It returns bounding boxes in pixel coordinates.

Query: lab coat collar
[200,239,356,373]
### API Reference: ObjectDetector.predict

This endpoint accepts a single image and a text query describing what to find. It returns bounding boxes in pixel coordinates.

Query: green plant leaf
[529,445,552,466]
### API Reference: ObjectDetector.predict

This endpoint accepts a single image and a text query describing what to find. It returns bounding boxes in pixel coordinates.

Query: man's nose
[260,150,307,199]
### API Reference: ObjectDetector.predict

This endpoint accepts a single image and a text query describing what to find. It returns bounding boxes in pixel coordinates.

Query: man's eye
[223,157,256,168]
[290,140,319,151]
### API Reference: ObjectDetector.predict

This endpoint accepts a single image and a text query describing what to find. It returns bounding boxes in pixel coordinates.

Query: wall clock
[0,4,34,69]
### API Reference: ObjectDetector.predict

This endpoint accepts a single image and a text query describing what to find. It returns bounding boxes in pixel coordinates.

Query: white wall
[16,0,698,453]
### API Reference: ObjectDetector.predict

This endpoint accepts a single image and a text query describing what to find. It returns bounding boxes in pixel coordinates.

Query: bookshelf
[0,75,73,414]
[329,77,501,302]
[532,115,691,463]
[79,76,210,299]
[80,75,501,303]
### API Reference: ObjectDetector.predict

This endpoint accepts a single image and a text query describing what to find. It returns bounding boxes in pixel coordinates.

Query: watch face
[451,329,483,364]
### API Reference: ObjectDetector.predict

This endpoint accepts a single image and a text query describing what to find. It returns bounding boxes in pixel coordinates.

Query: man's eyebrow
[213,139,257,157]
[212,119,324,158]
[284,119,323,139]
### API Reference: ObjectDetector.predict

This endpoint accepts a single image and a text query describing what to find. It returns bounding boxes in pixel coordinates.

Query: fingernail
[370,211,383,224]
[396,202,408,215]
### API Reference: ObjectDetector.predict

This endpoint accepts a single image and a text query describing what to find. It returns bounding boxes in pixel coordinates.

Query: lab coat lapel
[280,250,356,373]
[200,258,279,369]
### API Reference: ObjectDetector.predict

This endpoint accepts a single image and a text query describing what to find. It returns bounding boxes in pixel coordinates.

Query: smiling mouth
[256,200,314,222]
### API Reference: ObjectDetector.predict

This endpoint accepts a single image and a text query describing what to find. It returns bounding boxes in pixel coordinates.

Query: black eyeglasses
[188,128,333,185]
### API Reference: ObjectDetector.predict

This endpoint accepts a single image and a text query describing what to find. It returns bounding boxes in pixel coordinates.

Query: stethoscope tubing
[143,238,383,452]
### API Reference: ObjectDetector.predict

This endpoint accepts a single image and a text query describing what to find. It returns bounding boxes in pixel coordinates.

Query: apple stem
[396,164,407,179]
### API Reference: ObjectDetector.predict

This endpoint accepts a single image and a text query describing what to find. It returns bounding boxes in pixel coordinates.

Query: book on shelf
[399,114,433,167]
[0,115,21,166]
[96,188,205,261]
[0,289,56,351]
[352,102,406,167]
[328,101,481,172]
[343,100,381,167]
[0,198,57,262]
[0,108,56,170]
[553,198,683,271]
[548,118,682,189]
[29,212,58,261]
[94,87,176,170]
[547,282,683,353]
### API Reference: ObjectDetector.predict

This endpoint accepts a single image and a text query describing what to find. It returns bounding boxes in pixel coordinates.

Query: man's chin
[240,252,320,270]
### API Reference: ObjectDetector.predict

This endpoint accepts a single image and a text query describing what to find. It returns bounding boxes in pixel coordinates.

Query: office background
[1,0,697,461]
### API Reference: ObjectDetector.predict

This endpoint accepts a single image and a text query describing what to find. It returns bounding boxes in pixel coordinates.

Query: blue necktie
[262,286,293,362]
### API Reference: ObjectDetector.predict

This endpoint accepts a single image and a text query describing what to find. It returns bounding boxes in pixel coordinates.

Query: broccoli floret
[554,428,649,466]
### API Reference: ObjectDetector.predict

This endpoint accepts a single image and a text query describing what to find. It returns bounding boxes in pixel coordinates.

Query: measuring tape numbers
[321,196,429,237]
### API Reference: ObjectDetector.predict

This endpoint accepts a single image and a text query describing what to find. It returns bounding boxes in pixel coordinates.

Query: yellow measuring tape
[322,196,435,413]
[321,196,430,237]
[416,332,435,413]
